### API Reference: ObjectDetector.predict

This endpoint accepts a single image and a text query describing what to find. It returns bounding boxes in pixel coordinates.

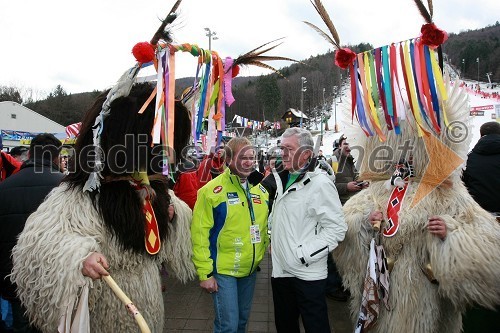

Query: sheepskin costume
[11,186,193,332]
[10,83,196,332]
[333,76,500,333]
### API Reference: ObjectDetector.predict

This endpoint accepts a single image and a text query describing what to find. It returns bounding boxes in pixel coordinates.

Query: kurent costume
[11,184,193,332]
[11,4,197,332]
[306,1,500,332]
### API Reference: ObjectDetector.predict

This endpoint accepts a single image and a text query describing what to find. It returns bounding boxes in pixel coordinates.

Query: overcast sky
[0,0,498,96]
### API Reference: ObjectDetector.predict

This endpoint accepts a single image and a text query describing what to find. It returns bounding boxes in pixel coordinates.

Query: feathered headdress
[84,0,297,192]
[83,1,182,192]
[167,38,297,157]
[305,0,450,142]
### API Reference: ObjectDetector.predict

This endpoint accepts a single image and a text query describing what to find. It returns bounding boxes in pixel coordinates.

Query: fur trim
[163,190,196,283]
[334,181,500,333]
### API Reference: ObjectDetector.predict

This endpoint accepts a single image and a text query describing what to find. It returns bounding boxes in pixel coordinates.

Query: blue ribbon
[424,45,441,126]
[354,60,373,136]
[196,61,211,140]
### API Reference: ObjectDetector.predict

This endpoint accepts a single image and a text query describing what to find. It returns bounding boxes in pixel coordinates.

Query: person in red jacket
[198,141,226,186]
[1,151,21,182]
[173,140,226,210]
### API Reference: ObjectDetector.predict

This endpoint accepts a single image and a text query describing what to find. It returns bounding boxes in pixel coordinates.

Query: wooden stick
[102,274,151,333]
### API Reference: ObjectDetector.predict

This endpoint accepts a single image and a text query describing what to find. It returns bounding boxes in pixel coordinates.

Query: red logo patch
[213,185,223,193]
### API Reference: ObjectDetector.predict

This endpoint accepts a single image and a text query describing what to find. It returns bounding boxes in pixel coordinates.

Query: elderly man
[269,127,347,333]
[191,137,269,333]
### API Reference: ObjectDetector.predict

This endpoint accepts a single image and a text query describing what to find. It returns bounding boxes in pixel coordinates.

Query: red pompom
[420,23,448,49]
[231,65,240,78]
[334,48,356,69]
[132,42,155,63]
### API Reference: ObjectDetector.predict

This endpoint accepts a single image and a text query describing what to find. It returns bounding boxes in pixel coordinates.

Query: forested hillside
[1,22,498,126]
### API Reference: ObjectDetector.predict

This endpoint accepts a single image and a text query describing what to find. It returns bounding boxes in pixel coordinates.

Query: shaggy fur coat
[333,76,500,333]
[11,184,195,333]
[335,181,500,333]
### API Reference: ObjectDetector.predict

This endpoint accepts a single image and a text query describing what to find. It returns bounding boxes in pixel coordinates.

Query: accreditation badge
[250,225,261,244]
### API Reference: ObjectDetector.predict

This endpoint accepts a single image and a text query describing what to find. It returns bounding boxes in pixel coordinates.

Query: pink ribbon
[223,57,236,106]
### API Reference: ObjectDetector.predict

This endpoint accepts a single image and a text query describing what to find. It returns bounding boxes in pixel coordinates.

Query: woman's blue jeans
[212,272,257,333]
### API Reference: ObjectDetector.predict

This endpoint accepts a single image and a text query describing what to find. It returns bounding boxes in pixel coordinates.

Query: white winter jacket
[269,168,347,281]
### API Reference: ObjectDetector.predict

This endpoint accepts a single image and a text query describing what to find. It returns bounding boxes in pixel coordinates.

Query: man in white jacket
[269,127,347,333]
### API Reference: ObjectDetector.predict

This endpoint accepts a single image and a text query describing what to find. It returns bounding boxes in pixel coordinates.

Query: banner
[1,129,67,144]
[470,105,494,112]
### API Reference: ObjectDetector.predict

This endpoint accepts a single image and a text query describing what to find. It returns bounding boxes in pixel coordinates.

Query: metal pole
[205,28,218,51]
[339,74,342,102]
[333,86,338,133]
[300,87,303,128]
[477,57,480,85]
[300,77,306,128]
[321,88,325,138]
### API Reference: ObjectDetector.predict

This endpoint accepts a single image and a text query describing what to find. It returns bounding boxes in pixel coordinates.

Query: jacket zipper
[310,246,328,257]
[239,180,256,275]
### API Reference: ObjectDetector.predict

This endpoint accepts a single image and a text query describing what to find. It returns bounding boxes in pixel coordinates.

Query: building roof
[0,101,65,133]
[283,108,308,119]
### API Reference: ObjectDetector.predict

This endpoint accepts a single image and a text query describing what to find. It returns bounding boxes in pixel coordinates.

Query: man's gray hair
[282,127,314,150]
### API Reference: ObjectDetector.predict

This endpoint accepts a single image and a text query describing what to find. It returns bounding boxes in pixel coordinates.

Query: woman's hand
[82,252,110,280]
[200,276,218,294]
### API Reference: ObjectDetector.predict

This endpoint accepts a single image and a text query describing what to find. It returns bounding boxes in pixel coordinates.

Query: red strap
[130,182,161,254]
[143,199,161,254]
[384,183,409,237]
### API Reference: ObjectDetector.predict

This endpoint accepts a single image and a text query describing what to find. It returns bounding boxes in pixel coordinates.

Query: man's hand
[427,216,447,240]
[82,252,110,280]
[200,276,218,294]
[368,210,383,231]
[347,181,362,192]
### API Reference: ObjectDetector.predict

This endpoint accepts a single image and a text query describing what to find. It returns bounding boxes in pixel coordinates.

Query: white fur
[11,185,195,333]
[332,78,500,332]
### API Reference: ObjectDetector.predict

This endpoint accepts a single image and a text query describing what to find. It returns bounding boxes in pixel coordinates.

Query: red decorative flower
[334,48,356,69]
[132,42,155,63]
[420,23,448,48]
[231,64,240,78]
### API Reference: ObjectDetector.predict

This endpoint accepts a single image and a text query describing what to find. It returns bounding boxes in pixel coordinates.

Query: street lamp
[204,27,218,51]
[462,59,465,77]
[339,74,342,102]
[300,77,307,128]
[333,86,339,133]
[321,88,326,139]
[476,57,480,86]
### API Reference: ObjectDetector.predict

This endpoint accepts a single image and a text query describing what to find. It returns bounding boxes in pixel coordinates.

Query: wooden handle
[372,220,381,232]
[102,275,151,333]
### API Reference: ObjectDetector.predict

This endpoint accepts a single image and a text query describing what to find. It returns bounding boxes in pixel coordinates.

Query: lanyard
[243,183,256,225]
